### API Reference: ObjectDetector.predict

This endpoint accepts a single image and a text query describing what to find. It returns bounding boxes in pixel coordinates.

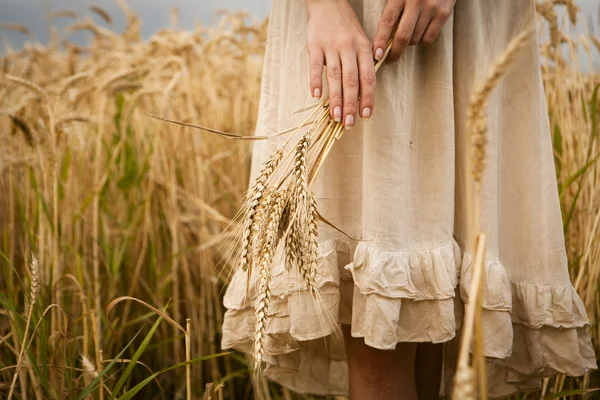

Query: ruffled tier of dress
[221,238,596,398]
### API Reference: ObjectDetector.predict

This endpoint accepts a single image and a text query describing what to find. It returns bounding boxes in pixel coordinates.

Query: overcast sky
[0,0,599,67]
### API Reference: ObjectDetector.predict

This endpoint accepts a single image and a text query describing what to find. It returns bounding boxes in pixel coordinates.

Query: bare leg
[415,342,443,400]
[343,324,418,400]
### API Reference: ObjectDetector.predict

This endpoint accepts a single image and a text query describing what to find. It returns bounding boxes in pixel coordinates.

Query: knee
[353,347,408,388]
[358,357,394,387]
[347,342,418,399]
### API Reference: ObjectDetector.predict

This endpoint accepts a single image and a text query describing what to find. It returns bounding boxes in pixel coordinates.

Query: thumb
[373,0,403,60]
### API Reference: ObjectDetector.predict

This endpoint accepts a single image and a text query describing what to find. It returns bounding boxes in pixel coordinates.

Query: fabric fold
[346,241,461,299]
[221,238,596,397]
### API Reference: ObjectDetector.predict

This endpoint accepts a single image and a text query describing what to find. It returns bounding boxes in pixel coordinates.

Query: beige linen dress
[221,0,597,397]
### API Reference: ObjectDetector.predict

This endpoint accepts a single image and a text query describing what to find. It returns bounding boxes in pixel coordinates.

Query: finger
[357,47,376,120]
[373,0,403,61]
[389,5,419,62]
[308,47,324,99]
[409,13,431,45]
[325,52,343,121]
[421,8,452,45]
[340,50,359,129]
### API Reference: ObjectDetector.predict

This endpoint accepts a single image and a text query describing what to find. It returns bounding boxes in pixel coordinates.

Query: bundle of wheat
[228,35,399,370]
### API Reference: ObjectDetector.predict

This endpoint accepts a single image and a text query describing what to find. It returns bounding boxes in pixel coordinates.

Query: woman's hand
[372,0,456,62]
[306,0,376,129]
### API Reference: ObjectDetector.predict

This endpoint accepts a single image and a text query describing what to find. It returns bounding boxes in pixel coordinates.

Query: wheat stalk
[454,24,535,400]
[7,254,40,400]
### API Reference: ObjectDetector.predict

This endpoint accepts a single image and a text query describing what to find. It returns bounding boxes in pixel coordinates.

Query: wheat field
[0,1,599,399]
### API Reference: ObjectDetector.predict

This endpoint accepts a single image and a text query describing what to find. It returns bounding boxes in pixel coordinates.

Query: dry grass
[0,1,599,399]
[1,5,264,398]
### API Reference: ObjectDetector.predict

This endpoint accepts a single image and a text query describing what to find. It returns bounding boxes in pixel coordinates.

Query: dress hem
[221,237,597,397]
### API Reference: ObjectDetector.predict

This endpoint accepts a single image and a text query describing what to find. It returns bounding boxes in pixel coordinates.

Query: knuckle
[421,34,436,44]
[429,3,441,14]
[438,10,450,20]
[388,50,400,62]
[361,70,376,86]
[380,12,397,28]
[396,31,411,44]
[306,43,321,57]
[344,71,359,86]
[310,76,322,87]
[327,66,342,80]
[310,60,323,73]
[310,58,323,68]
[357,39,372,52]
[436,5,452,19]
[338,36,355,49]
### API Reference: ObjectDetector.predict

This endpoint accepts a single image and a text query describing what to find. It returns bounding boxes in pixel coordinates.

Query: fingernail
[333,106,342,121]
[375,48,384,60]
[313,88,321,99]
[345,114,354,129]
[362,107,371,120]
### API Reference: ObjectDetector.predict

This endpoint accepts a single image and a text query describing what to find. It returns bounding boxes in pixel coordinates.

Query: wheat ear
[249,186,274,261]
[253,189,284,371]
[240,147,284,291]
[82,355,99,378]
[0,23,30,35]
[244,186,278,295]
[284,205,300,273]
[465,25,534,242]
[293,134,310,209]
[452,365,475,400]
[89,5,113,25]
[552,0,578,24]
[468,25,534,185]
[290,134,320,294]
[30,255,40,306]
[300,193,319,297]
[536,2,560,48]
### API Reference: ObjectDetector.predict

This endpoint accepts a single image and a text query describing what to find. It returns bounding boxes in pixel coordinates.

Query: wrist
[306,0,347,4]
[305,0,348,17]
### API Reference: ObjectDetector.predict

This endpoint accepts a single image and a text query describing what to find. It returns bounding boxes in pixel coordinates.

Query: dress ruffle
[221,238,596,398]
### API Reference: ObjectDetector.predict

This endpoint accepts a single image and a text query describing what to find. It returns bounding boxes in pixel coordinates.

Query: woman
[221,1,597,398]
